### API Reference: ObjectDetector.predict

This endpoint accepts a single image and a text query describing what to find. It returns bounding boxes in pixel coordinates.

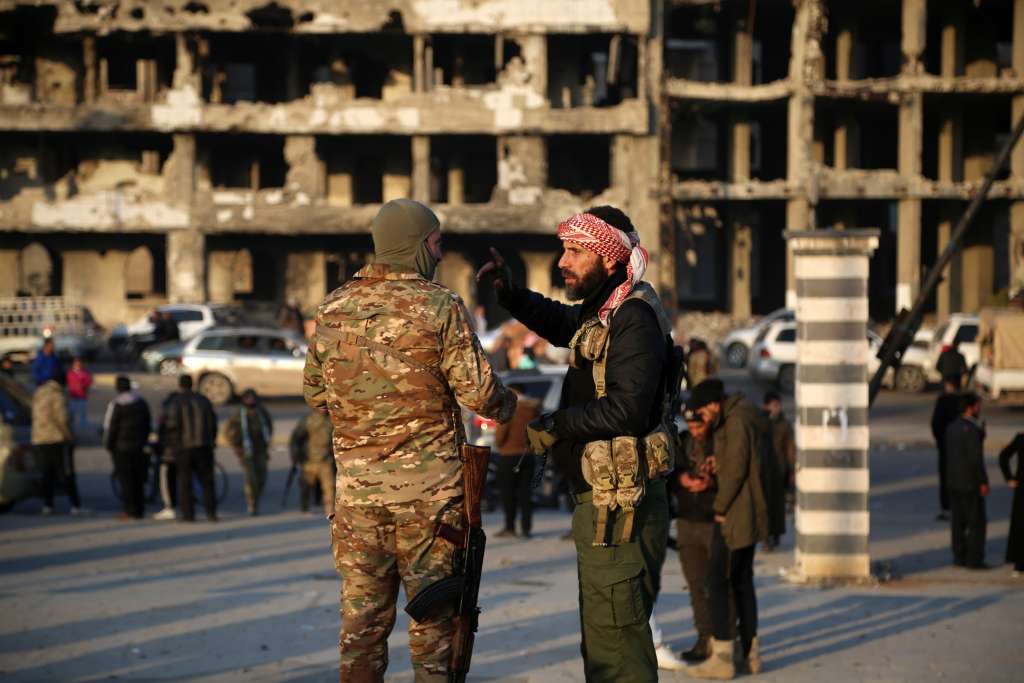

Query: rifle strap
[620,510,635,543]
[594,505,611,547]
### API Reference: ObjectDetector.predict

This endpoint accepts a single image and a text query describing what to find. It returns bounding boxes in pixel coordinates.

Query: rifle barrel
[867,113,1024,405]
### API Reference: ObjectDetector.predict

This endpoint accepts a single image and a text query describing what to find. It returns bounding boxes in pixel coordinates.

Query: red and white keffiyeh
[557,212,648,326]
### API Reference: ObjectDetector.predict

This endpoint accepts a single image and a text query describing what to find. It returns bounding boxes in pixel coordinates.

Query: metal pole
[868,113,1024,405]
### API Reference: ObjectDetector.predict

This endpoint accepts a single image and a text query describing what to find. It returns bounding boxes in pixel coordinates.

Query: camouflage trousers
[239,450,268,513]
[331,497,463,683]
[301,462,335,516]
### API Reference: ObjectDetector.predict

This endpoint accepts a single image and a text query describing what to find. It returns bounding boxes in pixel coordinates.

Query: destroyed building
[0,0,1021,329]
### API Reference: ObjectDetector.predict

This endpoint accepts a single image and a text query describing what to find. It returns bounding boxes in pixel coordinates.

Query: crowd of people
[930,360,1024,574]
[18,346,336,522]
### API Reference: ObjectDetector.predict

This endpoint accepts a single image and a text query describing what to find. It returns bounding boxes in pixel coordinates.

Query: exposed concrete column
[895,0,926,313]
[0,250,17,297]
[729,13,753,319]
[173,33,197,91]
[436,252,474,304]
[897,92,923,312]
[518,34,548,99]
[164,133,196,207]
[834,17,860,170]
[937,9,966,316]
[167,230,205,304]
[521,251,554,299]
[901,0,927,74]
[82,36,97,104]
[207,251,235,304]
[412,136,431,203]
[447,154,465,205]
[729,213,753,319]
[785,0,825,308]
[284,135,324,199]
[936,211,955,318]
[1011,0,1024,293]
[787,229,879,582]
[414,34,426,92]
[285,252,327,313]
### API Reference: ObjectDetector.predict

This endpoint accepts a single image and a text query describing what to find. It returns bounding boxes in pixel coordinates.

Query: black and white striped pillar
[785,229,879,580]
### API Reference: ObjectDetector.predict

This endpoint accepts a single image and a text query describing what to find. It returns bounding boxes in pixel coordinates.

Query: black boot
[682,635,711,662]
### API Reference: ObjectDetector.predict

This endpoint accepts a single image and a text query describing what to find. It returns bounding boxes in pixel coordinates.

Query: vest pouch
[612,436,644,510]
[581,439,617,509]
[569,318,609,369]
[643,425,675,481]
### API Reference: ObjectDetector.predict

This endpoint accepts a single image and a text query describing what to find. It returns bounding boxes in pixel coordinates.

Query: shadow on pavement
[761,592,1004,670]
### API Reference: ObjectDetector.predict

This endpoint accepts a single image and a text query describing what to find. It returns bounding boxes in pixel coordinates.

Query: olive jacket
[712,393,770,550]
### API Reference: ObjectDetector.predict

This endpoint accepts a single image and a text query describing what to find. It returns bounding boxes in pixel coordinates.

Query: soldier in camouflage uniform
[288,409,336,516]
[303,198,516,683]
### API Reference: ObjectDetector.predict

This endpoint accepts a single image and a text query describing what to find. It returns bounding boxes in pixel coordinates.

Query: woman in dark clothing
[999,432,1024,574]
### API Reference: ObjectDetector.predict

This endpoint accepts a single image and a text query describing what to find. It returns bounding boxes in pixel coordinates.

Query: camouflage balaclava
[370,199,441,279]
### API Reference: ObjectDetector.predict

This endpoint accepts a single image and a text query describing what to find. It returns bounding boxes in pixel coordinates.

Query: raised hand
[475,247,514,292]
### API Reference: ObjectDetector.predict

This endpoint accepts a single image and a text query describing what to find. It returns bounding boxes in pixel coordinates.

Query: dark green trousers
[573,478,669,683]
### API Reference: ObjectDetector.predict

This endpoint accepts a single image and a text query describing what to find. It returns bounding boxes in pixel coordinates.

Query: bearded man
[477,205,673,683]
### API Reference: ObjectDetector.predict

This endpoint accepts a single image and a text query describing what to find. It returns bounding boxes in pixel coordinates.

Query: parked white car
[890,328,935,392]
[179,326,307,405]
[719,307,794,368]
[748,320,886,392]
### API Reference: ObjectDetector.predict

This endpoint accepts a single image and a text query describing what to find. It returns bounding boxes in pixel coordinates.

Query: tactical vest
[568,282,679,546]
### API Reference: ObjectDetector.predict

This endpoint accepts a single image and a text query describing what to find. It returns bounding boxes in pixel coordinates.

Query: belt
[571,490,593,506]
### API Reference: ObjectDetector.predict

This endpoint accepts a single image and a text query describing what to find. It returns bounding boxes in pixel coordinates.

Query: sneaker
[1011,570,1022,579]
[41,505,53,516]
[655,644,687,671]
[153,507,177,521]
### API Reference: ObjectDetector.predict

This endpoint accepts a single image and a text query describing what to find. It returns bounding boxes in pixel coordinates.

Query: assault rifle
[280,463,298,508]
[405,443,490,683]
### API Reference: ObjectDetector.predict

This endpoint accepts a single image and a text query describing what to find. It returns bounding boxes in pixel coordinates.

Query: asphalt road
[1,364,1022,681]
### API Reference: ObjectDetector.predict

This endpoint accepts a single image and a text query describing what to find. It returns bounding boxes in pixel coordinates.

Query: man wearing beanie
[477,205,675,683]
[686,378,769,679]
[304,198,516,683]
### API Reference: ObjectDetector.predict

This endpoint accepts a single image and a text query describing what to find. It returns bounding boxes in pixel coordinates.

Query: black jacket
[930,392,960,445]
[498,273,668,492]
[936,348,967,380]
[160,389,218,451]
[944,416,988,493]
[670,430,716,522]
[103,391,152,453]
[999,432,1024,483]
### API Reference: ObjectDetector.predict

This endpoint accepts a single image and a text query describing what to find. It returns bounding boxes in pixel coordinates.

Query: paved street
[1,369,1022,681]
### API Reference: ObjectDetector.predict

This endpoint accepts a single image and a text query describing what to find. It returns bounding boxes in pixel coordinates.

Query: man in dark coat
[686,379,769,680]
[493,384,541,538]
[936,343,968,389]
[103,376,152,519]
[930,378,961,521]
[478,205,672,683]
[761,391,792,549]
[944,392,989,569]
[998,432,1024,574]
[159,374,218,522]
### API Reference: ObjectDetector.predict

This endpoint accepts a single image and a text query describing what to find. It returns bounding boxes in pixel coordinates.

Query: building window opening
[547,33,638,108]
[204,134,287,190]
[203,34,292,103]
[547,135,610,198]
[430,136,497,204]
[430,34,496,87]
[753,2,793,84]
[98,34,174,102]
[317,135,411,206]
[666,4,723,82]
[303,34,412,101]
[671,108,723,179]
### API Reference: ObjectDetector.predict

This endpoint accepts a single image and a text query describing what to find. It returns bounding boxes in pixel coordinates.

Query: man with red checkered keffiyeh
[477,205,675,683]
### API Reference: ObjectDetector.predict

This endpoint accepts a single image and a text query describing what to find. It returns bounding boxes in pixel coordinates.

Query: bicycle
[110,445,229,506]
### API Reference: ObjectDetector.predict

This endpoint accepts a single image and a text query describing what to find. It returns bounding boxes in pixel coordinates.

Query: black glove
[475,247,516,293]
[526,414,558,456]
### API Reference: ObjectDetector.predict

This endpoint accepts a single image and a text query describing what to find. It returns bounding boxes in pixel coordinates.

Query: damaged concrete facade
[0,0,663,326]
[668,0,1024,321]
[0,0,1019,327]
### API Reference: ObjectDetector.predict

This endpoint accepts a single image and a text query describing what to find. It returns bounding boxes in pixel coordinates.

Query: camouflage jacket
[31,379,73,446]
[289,411,333,466]
[303,263,516,506]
